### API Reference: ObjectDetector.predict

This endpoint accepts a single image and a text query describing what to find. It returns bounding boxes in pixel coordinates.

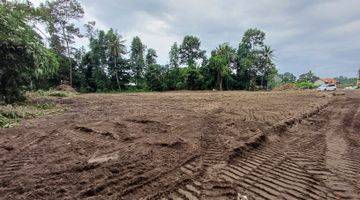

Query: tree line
[4,1,357,104]
[0,0,278,104]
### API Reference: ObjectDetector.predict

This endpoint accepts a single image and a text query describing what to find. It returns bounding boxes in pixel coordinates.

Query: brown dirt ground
[0,90,358,199]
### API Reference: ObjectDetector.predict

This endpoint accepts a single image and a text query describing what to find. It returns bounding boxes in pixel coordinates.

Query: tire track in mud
[148,112,233,200]
[0,131,58,184]
[5,92,357,200]
[220,144,335,200]
[222,95,360,200]
[0,131,63,199]
[322,97,360,195]
[340,100,360,188]
[155,93,360,200]
[200,115,228,167]
[121,155,202,199]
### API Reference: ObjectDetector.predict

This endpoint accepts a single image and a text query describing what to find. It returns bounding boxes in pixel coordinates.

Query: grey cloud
[78,0,360,77]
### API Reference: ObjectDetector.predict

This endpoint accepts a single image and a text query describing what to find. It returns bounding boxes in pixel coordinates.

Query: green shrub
[295,81,317,89]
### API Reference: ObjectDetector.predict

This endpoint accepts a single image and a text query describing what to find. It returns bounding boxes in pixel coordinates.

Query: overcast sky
[33,0,360,77]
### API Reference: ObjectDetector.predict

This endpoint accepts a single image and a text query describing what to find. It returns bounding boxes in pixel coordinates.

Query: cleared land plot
[0,91,346,199]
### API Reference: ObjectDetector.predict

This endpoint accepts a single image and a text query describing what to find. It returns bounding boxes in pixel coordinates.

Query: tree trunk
[67,42,72,86]
[61,24,72,86]
[114,57,121,91]
[115,72,120,91]
[62,2,72,86]
[217,70,223,91]
[220,76,223,91]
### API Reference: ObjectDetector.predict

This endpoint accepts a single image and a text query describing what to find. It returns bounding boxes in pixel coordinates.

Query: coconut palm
[106,29,126,90]
[210,43,236,90]
[259,45,275,88]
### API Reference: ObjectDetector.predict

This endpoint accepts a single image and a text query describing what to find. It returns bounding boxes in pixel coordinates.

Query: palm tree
[260,45,274,88]
[106,29,126,90]
[210,43,236,90]
[216,43,236,68]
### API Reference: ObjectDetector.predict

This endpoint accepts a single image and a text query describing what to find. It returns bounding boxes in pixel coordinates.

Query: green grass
[0,103,58,128]
[0,102,62,128]
[0,89,77,128]
[29,89,77,98]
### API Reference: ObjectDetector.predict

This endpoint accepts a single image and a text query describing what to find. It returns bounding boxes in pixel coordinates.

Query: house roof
[320,78,338,84]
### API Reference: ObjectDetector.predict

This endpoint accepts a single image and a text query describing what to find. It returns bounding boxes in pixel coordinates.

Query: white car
[317,84,336,91]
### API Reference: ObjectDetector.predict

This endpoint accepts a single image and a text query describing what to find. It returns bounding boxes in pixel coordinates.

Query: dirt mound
[55,84,76,92]
[273,83,298,91]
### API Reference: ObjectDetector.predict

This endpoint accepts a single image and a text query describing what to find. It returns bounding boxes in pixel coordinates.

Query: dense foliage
[2,1,356,104]
[0,1,58,103]
[1,0,279,100]
[335,76,357,87]
[298,70,319,83]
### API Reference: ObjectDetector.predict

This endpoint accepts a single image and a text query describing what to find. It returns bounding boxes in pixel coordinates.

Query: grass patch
[0,89,75,128]
[0,102,62,128]
[28,89,77,99]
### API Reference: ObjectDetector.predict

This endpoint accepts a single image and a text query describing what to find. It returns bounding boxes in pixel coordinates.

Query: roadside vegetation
[0,0,358,105]
[1,0,277,105]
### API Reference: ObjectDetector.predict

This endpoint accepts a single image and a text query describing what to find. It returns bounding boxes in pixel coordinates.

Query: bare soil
[0,90,359,199]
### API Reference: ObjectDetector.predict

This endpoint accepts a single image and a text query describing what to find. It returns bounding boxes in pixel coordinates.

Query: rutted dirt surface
[156,91,360,200]
[0,91,358,199]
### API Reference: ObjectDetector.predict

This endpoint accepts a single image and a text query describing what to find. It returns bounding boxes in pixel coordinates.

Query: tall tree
[145,64,163,91]
[146,48,157,67]
[97,30,107,71]
[184,65,203,90]
[41,0,84,86]
[0,1,58,103]
[169,42,180,68]
[259,45,275,88]
[279,72,296,83]
[105,29,126,90]
[179,35,205,66]
[81,30,109,92]
[130,36,145,87]
[236,28,267,90]
[298,70,319,83]
[209,43,236,90]
[84,21,96,39]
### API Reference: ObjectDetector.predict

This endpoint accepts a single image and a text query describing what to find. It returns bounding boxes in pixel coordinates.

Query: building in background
[315,78,339,86]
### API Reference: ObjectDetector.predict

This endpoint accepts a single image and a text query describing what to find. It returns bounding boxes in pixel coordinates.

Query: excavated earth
[0,91,359,200]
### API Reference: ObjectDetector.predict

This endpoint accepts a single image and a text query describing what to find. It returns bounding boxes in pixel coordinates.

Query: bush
[295,81,317,89]
[0,42,33,104]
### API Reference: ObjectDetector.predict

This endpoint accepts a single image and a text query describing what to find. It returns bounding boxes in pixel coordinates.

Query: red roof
[320,78,337,84]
